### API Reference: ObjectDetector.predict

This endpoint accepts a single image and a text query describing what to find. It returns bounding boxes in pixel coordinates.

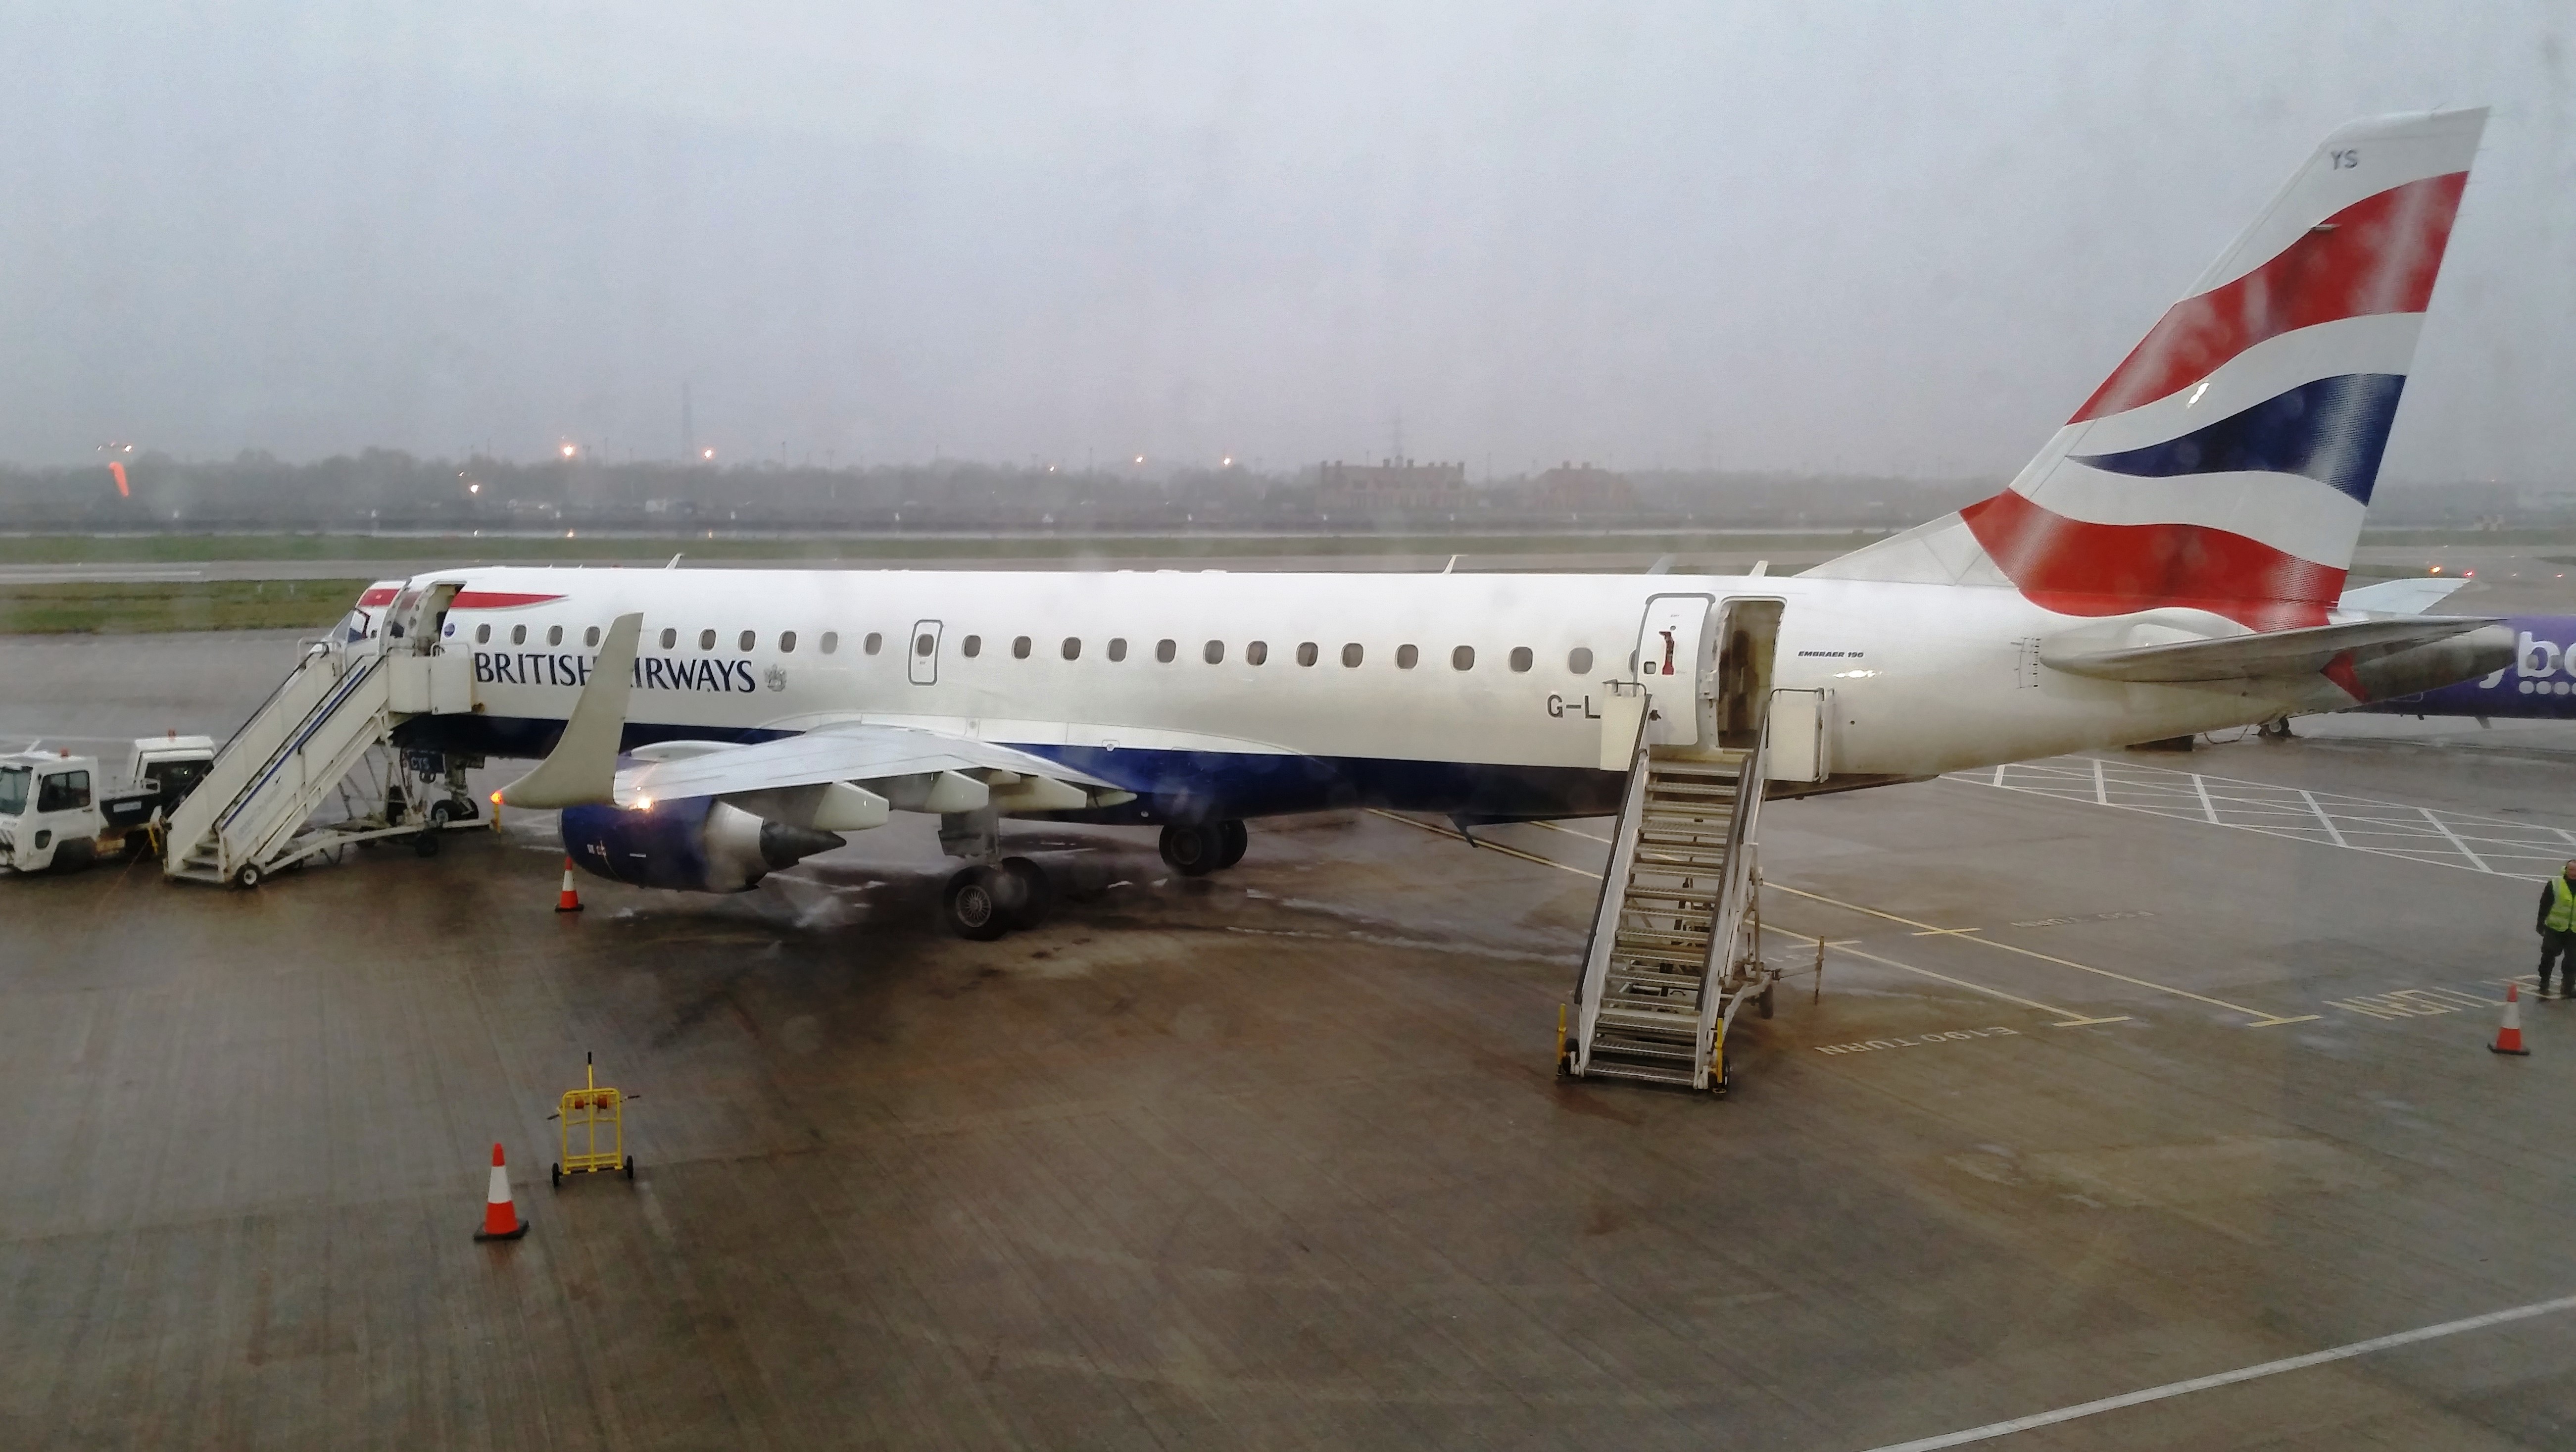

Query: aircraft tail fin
[1810,108,2486,630]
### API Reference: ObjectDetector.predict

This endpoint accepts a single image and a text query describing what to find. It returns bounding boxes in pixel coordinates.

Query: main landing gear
[940,855,1053,940]
[1159,821,1247,877]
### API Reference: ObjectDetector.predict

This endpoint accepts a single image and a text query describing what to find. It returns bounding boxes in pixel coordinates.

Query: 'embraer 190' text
[471,651,759,694]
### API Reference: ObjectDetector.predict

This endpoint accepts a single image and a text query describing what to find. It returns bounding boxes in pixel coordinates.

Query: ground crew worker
[2539,860,2576,998]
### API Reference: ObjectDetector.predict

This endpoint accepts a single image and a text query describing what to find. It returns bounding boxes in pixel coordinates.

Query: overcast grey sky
[5,2,2569,483]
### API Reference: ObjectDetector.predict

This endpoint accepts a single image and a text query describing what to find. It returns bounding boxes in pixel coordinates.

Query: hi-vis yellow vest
[2551,879,2576,932]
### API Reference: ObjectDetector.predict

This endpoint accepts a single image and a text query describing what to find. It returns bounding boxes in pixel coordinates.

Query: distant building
[1534,463,1633,512]
[1318,458,1467,511]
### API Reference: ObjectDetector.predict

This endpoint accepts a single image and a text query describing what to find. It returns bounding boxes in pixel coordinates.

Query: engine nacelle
[562,797,844,893]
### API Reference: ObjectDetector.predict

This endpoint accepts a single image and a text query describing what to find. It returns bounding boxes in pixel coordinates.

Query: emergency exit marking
[1814,1026,2020,1055]
[2326,985,2501,1021]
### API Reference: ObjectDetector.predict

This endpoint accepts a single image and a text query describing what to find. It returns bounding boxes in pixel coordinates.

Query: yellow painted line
[1366,810,1603,880]
[1769,883,2320,1028]
[1759,921,2126,1029]
[1383,811,2118,1030]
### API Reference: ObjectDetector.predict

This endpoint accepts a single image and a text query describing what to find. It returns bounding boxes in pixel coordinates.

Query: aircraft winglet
[497,611,641,807]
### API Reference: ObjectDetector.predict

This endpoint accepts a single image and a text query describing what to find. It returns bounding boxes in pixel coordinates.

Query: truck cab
[0,735,218,875]
[0,752,102,874]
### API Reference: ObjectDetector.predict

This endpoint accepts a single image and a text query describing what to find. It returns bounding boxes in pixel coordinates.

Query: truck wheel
[51,839,95,875]
[412,831,439,858]
[233,863,262,890]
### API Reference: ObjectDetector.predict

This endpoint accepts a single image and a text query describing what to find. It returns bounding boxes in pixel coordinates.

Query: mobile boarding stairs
[1559,592,1831,1095]
[163,583,483,887]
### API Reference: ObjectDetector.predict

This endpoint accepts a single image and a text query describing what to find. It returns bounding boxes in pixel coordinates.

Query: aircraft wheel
[1215,820,1249,869]
[943,866,1012,940]
[1160,824,1220,877]
[999,856,1053,929]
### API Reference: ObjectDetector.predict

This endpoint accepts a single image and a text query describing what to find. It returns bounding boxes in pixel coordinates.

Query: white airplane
[338,109,2503,938]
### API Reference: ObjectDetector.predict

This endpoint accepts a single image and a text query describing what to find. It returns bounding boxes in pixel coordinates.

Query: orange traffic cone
[474,1143,531,1241]
[2492,982,2531,1056]
[555,857,584,913]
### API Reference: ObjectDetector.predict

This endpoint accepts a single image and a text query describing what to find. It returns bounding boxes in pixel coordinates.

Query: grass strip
[0,579,373,635]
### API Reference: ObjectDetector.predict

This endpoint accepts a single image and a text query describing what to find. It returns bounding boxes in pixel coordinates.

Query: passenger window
[584,626,600,647]
[1296,642,1318,667]
[916,632,936,657]
[779,630,796,653]
[1245,641,1267,665]
[1568,647,1592,674]
[511,624,527,645]
[962,635,982,658]
[1204,640,1225,664]
[699,629,716,650]
[547,625,563,647]
[660,627,678,649]
[1509,646,1533,672]
[1108,638,1128,662]
[1396,645,1419,669]
[475,624,490,644]
[1157,639,1177,663]
[1341,643,1363,667]
[1062,637,1081,660]
[1451,646,1475,671]
[38,770,91,811]
[1013,636,1032,659]
[738,630,756,651]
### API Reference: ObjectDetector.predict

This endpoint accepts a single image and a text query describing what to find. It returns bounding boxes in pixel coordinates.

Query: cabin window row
[475,623,880,657]
[945,636,1588,674]
[467,623,1596,677]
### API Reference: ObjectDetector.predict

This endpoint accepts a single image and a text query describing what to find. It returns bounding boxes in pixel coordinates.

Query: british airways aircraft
[335,110,2508,937]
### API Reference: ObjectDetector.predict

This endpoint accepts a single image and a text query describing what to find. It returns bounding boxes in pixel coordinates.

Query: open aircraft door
[907,619,944,686]
[1631,594,1717,748]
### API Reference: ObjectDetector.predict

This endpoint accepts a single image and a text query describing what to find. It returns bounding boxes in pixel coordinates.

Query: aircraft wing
[612,722,1122,808]
[498,611,1127,818]
[2042,617,2505,684]
[2336,577,2472,614]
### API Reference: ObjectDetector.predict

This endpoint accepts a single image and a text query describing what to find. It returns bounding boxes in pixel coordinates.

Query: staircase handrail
[162,644,344,873]
[1691,699,1773,1081]
[1570,681,1653,1070]
[214,652,387,853]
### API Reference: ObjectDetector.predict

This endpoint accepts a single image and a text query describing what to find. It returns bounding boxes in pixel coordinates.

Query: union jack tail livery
[1814,109,2486,630]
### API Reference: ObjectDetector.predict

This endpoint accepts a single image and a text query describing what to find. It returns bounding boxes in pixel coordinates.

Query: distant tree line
[0,449,2527,533]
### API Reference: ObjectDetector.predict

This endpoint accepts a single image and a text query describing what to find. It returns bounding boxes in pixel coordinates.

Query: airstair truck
[0,735,217,874]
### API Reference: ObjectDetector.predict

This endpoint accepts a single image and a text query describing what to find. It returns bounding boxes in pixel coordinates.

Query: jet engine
[561,797,845,893]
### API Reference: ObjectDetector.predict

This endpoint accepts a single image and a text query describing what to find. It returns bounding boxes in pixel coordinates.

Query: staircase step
[1597,1003,1704,1035]
[1578,1058,1701,1088]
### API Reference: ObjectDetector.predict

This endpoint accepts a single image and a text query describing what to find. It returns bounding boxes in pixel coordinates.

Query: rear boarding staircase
[1560,686,1786,1095]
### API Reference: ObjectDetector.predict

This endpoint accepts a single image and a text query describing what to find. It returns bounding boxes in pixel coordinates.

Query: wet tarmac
[8,631,2576,1449]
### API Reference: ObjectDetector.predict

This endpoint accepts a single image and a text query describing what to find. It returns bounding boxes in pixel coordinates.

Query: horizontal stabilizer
[2335,577,2472,615]
[2042,616,2502,683]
